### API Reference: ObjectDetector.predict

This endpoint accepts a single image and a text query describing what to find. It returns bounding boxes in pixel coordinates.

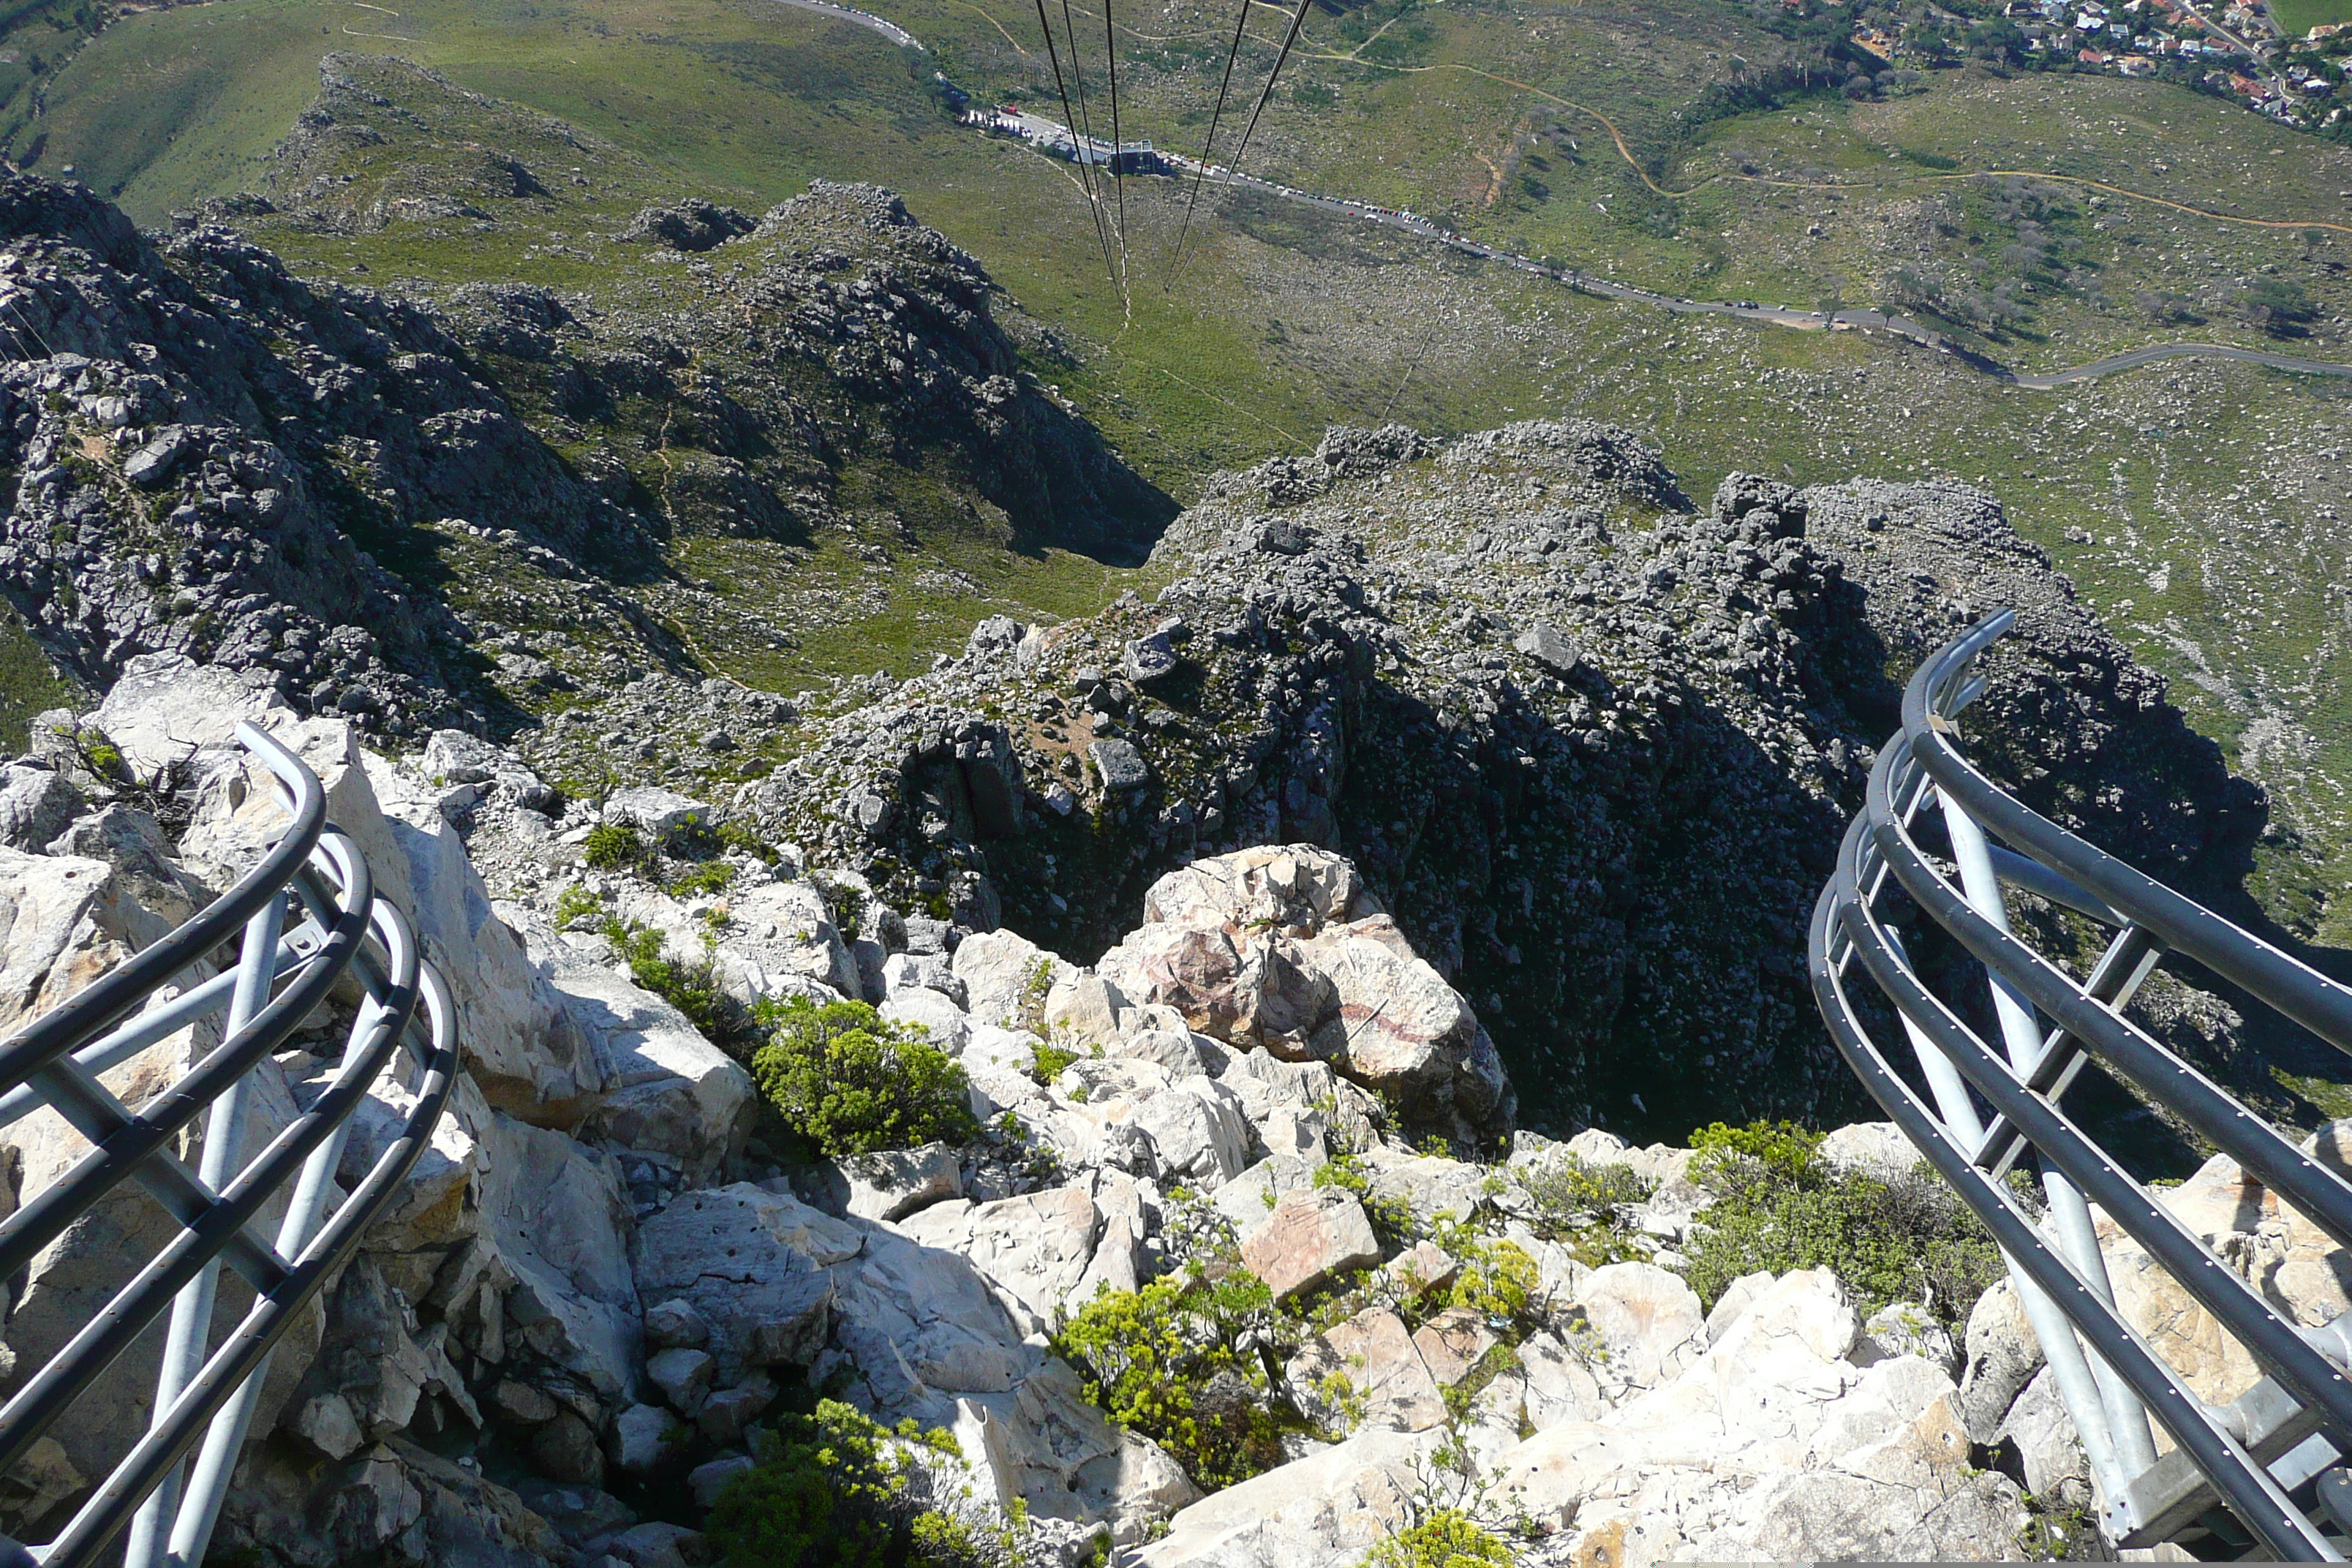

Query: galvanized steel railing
[1812,609,2352,1561]
[0,722,458,1568]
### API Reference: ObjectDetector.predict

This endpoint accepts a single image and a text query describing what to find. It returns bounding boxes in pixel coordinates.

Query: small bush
[1690,1119,1823,1182]
[78,731,124,778]
[1313,1154,1417,1248]
[1017,957,1055,1033]
[1520,1155,1654,1266]
[815,876,864,941]
[706,1400,1025,1568]
[753,998,980,1157]
[583,821,642,869]
[1683,1119,2003,1325]
[552,883,603,927]
[1055,1276,1283,1490]
[1030,1041,1079,1084]
[717,821,780,863]
[1365,1510,1517,1568]
[2236,276,2317,336]
[668,860,737,898]
[1440,1232,1542,1328]
[603,919,744,1046]
[1525,1156,1653,1218]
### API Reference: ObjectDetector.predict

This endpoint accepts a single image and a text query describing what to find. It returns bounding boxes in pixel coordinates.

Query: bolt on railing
[1812,610,2352,1560]
[0,722,458,1568]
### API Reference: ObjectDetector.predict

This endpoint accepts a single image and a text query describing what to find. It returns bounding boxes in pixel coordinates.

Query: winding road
[783,0,2352,392]
[2003,340,2352,388]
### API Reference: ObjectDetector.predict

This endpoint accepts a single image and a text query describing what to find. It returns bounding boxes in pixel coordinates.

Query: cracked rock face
[751,422,2250,1139]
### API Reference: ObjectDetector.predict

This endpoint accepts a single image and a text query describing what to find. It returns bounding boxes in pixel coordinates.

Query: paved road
[786,0,2352,393]
[765,0,922,49]
[2010,339,2352,387]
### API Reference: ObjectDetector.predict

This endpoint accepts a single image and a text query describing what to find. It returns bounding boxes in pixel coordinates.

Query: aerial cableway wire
[1171,0,1316,284]
[1058,0,1109,244]
[1103,0,1129,285]
[1166,0,1254,280]
[1027,0,1123,294]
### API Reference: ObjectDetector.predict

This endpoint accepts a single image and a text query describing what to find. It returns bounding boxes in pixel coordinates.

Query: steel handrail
[1812,872,2335,1560]
[0,721,459,1568]
[1813,611,2352,1559]
[1904,611,2352,1057]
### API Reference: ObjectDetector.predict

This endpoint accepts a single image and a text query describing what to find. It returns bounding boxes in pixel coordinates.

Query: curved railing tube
[1812,876,2338,1561]
[1903,611,2352,1055]
[0,721,459,1568]
[1814,611,2352,1558]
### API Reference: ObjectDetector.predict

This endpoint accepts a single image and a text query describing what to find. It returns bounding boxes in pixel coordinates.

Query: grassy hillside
[2274,0,2352,35]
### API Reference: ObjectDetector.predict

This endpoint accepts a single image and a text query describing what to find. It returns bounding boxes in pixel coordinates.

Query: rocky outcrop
[256,56,1171,557]
[1486,1270,2022,1564]
[1097,845,1510,1147]
[746,423,2250,1141]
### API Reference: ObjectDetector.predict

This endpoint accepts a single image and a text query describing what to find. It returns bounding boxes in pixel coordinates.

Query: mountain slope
[0,124,1169,731]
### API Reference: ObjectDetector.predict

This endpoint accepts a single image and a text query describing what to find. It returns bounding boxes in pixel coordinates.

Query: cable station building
[966,105,1166,173]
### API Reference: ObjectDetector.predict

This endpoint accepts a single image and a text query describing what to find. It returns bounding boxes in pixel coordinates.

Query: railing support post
[1882,924,2130,1505]
[125,892,285,1568]
[1940,789,2161,1487]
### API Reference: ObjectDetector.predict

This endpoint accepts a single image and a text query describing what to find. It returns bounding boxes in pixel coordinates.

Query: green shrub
[1690,1119,1824,1183]
[1017,957,1055,1033]
[1439,1232,1542,1328]
[1030,1041,1079,1084]
[706,1400,1022,1568]
[1365,1510,1518,1568]
[1313,1154,1417,1249]
[752,998,980,1157]
[1523,1155,1653,1220]
[583,821,642,869]
[717,821,780,863]
[552,883,603,927]
[815,876,864,941]
[1520,1154,1655,1267]
[1683,1119,2003,1325]
[1054,1276,1282,1489]
[668,860,737,898]
[602,919,745,1046]
[51,723,124,781]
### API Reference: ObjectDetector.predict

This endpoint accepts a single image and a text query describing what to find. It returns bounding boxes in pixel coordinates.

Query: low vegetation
[601,917,747,1049]
[1059,1153,1559,1496]
[1053,1274,1285,1489]
[1365,1511,1520,1568]
[1519,1153,1657,1267]
[1311,1154,1419,1251]
[1028,1041,1081,1085]
[751,997,980,1157]
[581,822,643,870]
[0,611,78,756]
[1681,1120,2007,1325]
[706,1400,1031,1568]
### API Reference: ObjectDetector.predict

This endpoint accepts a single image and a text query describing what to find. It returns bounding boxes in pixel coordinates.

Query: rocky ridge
[0,132,2268,1139]
[0,116,1166,739]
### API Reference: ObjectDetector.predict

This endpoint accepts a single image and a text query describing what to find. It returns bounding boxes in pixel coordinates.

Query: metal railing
[0,722,459,1568]
[1812,609,2352,1561]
